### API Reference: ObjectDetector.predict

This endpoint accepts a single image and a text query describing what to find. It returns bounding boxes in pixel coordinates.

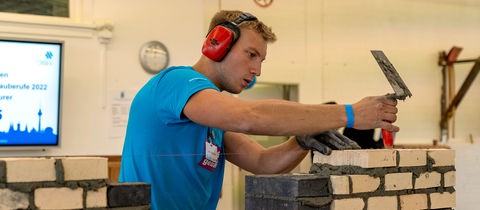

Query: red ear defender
[202,13,258,62]
[202,24,237,62]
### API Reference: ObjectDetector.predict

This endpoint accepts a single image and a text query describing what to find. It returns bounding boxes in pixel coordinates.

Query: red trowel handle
[382,121,394,148]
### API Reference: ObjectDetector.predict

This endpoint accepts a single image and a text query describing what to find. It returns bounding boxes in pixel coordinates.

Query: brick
[35,187,83,209]
[87,186,107,208]
[0,160,5,183]
[430,191,456,209]
[2,157,56,183]
[350,175,380,193]
[427,149,455,167]
[245,174,330,197]
[108,182,151,207]
[107,206,150,210]
[367,196,397,210]
[397,149,426,167]
[415,171,441,189]
[61,157,108,180]
[0,188,29,209]
[331,198,364,210]
[399,194,428,210]
[245,196,330,210]
[313,149,396,168]
[385,172,412,191]
[444,171,456,187]
[330,175,349,195]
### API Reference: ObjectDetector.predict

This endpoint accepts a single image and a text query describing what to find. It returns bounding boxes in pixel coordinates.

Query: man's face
[216,29,267,94]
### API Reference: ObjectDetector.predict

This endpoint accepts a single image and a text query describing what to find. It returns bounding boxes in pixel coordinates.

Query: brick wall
[246,148,456,210]
[0,157,150,210]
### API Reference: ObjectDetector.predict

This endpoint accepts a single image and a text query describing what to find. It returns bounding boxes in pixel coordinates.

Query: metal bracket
[438,46,480,143]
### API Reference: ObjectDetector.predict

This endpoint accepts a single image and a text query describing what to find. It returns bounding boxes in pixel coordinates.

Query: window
[0,0,69,17]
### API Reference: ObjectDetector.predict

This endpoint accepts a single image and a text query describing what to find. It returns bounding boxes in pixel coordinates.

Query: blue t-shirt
[119,66,225,210]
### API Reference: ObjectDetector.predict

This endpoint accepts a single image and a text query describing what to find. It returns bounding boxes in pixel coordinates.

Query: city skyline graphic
[0,107,58,145]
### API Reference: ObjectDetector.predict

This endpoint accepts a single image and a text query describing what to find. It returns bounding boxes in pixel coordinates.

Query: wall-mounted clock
[254,0,273,7]
[139,41,169,74]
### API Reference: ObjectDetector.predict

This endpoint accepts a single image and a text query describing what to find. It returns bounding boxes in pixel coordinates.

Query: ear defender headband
[202,13,258,62]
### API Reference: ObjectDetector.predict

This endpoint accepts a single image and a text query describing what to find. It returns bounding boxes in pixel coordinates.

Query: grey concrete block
[245,196,330,210]
[107,182,150,207]
[0,188,29,209]
[0,160,5,183]
[245,174,330,198]
[87,205,151,210]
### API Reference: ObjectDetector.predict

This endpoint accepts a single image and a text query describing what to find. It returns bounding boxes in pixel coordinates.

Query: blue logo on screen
[45,51,53,59]
[38,51,54,66]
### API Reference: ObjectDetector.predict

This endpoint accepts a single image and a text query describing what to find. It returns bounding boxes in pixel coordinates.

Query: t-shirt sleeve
[155,67,219,120]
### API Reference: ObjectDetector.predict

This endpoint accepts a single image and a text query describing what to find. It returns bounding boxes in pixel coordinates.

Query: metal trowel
[371,50,412,148]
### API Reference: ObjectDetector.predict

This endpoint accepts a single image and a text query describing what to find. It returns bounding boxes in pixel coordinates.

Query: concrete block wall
[245,149,456,210]
[0,157,150,210]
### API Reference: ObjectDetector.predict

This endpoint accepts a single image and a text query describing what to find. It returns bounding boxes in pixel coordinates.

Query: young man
[119,10,398,210]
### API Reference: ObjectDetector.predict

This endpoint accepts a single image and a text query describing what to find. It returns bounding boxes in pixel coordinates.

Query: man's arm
[223,131,308,174]
[183,89,398,136]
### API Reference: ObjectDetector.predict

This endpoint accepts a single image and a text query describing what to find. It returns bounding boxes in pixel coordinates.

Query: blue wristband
[345,104,354,128]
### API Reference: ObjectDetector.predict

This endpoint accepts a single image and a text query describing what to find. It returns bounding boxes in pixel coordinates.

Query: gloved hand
[296,130,361,155]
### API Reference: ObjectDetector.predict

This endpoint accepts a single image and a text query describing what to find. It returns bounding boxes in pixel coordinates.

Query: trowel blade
[371,50,412,100]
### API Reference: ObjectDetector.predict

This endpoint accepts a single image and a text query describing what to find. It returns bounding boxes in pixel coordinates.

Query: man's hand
[352,96,399,132]
[296,130,361,155]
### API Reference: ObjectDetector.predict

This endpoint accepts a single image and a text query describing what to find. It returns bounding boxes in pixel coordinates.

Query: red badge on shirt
[198,129,221,171]
[198,141,221,171]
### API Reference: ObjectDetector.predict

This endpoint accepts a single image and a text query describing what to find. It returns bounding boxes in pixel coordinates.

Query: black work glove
[296,130,361,155]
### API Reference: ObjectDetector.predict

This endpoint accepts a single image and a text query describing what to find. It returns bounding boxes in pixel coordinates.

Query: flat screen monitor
[0,38,63,149]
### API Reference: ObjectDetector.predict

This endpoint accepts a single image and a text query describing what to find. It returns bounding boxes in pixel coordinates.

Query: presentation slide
[0,40,61,145]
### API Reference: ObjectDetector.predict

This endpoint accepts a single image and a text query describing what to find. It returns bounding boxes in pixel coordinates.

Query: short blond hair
[208,10,277,43]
